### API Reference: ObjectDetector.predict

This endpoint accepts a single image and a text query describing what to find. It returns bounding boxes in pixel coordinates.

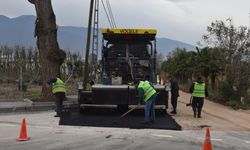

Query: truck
[79,28,168,111]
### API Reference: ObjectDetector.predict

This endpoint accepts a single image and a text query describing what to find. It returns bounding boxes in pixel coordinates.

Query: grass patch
[225,100,239,107]
[238,104,250,109]
[24,91,42,101]
[225,100,250,110]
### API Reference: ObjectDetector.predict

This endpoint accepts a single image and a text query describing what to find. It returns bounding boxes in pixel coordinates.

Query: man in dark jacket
[169,75,179,114]
[47,77,66,117]
[189,76,208,118]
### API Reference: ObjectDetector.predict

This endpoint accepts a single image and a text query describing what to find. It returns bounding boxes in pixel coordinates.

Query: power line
[105,0,114,27]
[106,0,117,28]
[101,0,114,28]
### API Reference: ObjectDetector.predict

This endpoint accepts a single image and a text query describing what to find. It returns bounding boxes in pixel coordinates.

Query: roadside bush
[239,104,250,109]
[225,100,250,109]
[217,80,236,100]
[225,100,239,107]
[247,89,250,103]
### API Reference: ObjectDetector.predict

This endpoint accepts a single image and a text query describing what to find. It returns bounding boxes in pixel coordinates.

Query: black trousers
[55,92,65,116]
[78,89,83,100]
[192,97,204,117]
[171,95,178,112]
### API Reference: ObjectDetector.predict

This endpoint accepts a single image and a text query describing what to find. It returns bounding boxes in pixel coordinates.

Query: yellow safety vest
[192,82,205,98]
[138,81,156,102]
[52,78,66,94]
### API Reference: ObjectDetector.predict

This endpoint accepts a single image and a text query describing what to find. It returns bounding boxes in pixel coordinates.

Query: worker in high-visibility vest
[135,76,157,124]
[189,76,208,118]
[47,77,66,117]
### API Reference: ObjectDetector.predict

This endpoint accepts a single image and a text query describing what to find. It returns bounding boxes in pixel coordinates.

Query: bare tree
[28,0,66,100]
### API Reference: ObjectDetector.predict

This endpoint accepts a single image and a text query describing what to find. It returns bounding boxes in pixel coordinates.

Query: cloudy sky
[1,0,250,45]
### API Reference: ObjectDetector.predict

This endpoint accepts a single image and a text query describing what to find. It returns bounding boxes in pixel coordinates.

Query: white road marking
[197,137,222,142]
[245,141,250,144]
[0,123,18,127]
[0,138,15,141]
[0,123,53,129]
[152,134,173,138]
[34,126,53,129]
[211,138,223,141]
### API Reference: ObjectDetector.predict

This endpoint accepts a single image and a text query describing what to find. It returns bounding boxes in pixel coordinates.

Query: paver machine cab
[79,28,168,110]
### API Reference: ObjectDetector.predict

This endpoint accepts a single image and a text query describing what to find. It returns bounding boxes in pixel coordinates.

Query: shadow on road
[59,107,182,130]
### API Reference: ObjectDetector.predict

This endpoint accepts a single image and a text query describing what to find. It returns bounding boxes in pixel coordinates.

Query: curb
[0,102,78,113]
[0,104,55,113]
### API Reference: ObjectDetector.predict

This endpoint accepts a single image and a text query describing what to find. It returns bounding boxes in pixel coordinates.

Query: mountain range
[0,15,195,57]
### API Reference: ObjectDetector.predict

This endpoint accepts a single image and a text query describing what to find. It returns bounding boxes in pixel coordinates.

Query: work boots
[194,111,197,118]
[197,113,201,118]
[170,110,177,114]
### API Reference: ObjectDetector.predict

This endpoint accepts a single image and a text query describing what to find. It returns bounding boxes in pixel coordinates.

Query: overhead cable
[106,0,117,28]
[101,0,114,28]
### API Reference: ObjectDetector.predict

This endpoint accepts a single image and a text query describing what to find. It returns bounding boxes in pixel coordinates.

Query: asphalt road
[59,107,181,130]
[0,111,250,150]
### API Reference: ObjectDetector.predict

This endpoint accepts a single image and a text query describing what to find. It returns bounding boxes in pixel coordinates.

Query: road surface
[0,111,250,150]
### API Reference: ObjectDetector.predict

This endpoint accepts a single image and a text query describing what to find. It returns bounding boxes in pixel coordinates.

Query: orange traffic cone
[203,128,212,150]
[17,118,30,141]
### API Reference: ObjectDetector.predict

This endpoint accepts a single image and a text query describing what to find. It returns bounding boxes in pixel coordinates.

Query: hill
[0,15,195,56]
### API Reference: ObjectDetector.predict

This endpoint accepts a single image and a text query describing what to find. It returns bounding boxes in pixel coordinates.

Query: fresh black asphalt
[59,107,182,130]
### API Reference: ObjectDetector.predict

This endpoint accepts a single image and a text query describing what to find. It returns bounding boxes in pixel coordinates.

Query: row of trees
[162,19,250,103]
[0,45,84,84]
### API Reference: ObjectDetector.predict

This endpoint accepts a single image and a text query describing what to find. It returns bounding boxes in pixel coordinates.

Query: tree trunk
[28,0,66,100]
[210,74,216,91]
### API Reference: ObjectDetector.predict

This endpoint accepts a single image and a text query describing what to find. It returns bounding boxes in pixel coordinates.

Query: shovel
[186,96,193,107]
[119,104,140,119]
[119,92,160,119]
[112,104,140,125]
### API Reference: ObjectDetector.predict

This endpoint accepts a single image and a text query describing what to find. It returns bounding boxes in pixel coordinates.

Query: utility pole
[83,0,95,90]
[90,0,99,79]
[249,11,250,29]
[20,66,23,98]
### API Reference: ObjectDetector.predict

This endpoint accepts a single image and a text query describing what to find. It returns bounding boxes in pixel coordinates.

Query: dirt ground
[171,91,250,131]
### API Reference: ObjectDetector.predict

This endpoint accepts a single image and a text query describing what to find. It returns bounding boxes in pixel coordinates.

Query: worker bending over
[47,77,66,117]
[135,76,157,124]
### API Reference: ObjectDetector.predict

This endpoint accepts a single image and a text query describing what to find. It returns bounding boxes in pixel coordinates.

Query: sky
[1,0,250,45]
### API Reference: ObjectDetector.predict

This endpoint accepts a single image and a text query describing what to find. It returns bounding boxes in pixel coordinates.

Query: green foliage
[238,104,250,109]
[217,80,236,99]
[226,100,239,107]
[194,47,223,82]
[161,47,222,84]
[225,100,250,109]
[161,18,250,106]
[248,89,250,99]
[161,48,195,81]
